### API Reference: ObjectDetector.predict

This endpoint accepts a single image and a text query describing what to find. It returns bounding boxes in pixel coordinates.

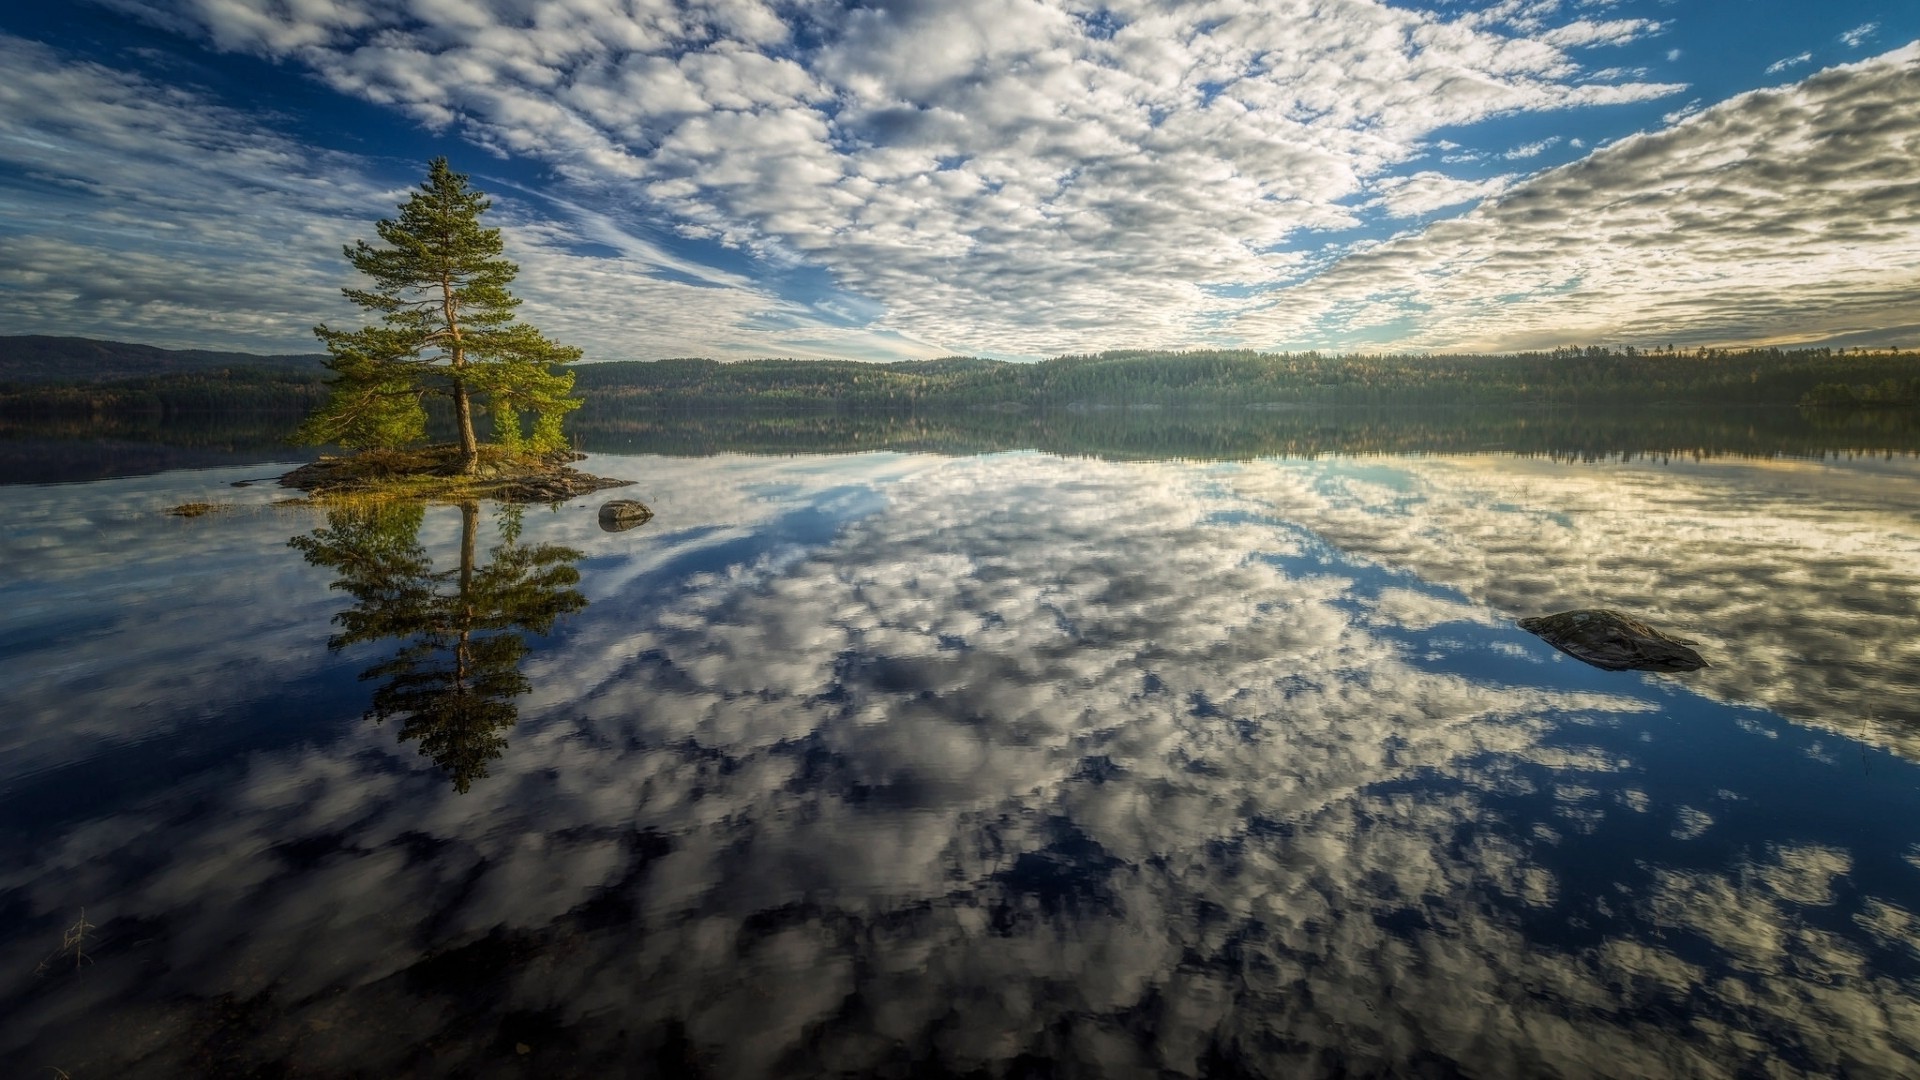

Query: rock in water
[1518,609,1707,672]
[598,498,654,532]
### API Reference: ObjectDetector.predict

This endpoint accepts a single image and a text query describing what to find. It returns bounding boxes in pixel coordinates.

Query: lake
[4,413,1920,1077]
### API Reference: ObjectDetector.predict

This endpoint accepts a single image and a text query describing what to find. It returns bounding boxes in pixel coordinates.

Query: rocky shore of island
[277,445,634,504]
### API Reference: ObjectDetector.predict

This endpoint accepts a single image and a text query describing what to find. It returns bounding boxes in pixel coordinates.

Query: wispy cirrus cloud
[1767,51,1813,75]
[1503,136,1564,160]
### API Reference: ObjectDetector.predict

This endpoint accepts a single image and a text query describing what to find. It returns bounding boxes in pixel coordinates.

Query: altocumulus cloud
[0,33,926,359]
[6,2,1917,354]
[27,0,1683,354]
[1233,44,1920,352]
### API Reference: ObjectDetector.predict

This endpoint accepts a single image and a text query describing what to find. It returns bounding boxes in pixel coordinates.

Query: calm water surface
[4,442,1920,1077]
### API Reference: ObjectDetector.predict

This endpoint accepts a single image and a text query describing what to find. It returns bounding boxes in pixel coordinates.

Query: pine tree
[297,158,581,472]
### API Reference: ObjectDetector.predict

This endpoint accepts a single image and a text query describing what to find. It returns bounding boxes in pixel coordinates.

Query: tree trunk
[452,380,479,474]
[444,265,477,475]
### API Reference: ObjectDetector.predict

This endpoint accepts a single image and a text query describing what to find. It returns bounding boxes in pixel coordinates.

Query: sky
[0,1,1917,362]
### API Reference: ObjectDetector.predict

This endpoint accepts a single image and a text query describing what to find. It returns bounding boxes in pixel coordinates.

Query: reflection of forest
[291,502,585,791]
[571,403,1920,461]
[0,415,316,484]
[6,404,1920,485]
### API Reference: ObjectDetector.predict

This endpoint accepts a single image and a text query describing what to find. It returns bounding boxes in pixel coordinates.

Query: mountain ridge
[0,335,326,384]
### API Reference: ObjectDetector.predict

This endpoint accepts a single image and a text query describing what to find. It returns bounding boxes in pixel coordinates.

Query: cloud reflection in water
[3,451,1920,1076]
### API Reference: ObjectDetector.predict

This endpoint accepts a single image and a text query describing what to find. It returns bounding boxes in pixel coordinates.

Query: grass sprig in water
[35,909,96,977]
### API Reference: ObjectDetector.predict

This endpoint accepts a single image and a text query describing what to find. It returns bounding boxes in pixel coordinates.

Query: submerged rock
[1518,608,1707,672]
[598,498,654,532]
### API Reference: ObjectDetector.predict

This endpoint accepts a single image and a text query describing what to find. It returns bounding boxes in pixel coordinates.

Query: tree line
[0,367,326,417]
[16,394,1920,477]
[18,342,1920,418]
[1801,377,1920,408]
[12,344,1917,420]
[567,346,1920,410]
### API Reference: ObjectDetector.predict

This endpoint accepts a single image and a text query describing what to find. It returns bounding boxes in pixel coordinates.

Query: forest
[567,346,1920,409]
[0,366,328,417]
[4,336,1918,417]
[1800,376,1920,408]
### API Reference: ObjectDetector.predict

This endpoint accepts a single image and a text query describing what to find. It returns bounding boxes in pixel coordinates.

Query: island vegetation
[279,158,626,503]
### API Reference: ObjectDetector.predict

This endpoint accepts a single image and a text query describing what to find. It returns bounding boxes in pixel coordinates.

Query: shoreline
[276,445,633,504]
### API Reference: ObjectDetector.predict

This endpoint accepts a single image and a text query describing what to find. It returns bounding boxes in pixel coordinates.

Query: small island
[283,158,634,507]
[278,444,629,503]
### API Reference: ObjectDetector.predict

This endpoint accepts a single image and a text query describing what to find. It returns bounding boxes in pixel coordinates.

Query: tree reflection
[291,501,586,791]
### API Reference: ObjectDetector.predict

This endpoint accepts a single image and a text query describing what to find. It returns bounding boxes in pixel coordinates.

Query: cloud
[1661,97,1705,124]
[0,34,937,358]
[76,0,1687,355]
[1229,44,1920,351]
[1841,22,1880,48]
[1539,19,1666,49]
[1368,171,1518,217]
[1767,51,1813,75]
[1503,135,1563,159]
[1227,453,1920,760]
[10,4,1910,357]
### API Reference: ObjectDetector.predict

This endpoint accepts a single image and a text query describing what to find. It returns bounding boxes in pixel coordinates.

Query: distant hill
[6,336,1919,416]
[573,346,1920,410]
[0,336,324,384]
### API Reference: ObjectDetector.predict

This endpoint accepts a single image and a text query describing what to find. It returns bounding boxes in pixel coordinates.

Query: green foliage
[19,333,1919,422]
[570,346,1920,411]
[0,367,325,418]
[298,159,581,464]
[295,334,428,449]
[1800,377,1920,408]
[0,334,323,384]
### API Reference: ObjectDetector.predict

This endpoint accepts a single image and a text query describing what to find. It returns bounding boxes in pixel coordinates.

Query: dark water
[4,432,1920,1077]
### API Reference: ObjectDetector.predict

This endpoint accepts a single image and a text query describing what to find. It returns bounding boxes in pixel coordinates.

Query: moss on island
[278,445,632,504]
